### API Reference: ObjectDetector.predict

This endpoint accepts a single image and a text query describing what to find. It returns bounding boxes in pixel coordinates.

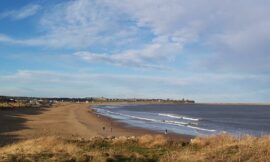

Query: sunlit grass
[0,134,269,162]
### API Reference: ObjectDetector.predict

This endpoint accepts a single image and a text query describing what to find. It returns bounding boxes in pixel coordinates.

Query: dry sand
[0,103,191,146]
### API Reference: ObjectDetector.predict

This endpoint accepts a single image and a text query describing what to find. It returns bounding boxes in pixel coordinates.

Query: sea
[93,104,270,136]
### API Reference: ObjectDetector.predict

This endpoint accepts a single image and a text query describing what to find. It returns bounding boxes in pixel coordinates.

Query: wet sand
[0,103,192,146]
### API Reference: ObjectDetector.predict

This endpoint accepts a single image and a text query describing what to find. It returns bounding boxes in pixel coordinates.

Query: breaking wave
[95,108,215,132]
[158,113,200,121]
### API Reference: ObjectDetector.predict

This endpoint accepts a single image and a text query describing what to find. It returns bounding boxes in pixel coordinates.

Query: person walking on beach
[165,129,168,135]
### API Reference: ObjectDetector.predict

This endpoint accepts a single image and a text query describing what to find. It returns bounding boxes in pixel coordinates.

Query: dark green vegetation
[0,95,195,106]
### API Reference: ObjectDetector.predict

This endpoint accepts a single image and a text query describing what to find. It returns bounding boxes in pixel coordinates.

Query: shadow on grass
[0,105,50,146]
[107,155,157,162]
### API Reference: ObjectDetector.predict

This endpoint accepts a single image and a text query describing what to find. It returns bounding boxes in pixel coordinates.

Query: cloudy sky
[0,0,269,103]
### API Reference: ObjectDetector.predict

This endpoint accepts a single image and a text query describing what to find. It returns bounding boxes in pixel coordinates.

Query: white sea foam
[101,110,160,123]
[164,120,215,132]
[183,117,199,121]
[158,113,183,119]
[98,110,215,132]
[163,120,188,125]
[127,115,160,123]
[187,125,216,132]
[158,113,199,121]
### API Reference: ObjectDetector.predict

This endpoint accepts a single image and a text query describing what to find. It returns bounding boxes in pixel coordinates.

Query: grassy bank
[0,134,269,162]
[0,101,51,109]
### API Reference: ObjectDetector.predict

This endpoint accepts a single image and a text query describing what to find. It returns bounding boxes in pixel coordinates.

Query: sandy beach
[0,103,191,146]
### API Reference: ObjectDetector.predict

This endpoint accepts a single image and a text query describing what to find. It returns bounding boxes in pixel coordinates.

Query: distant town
[0,96,195,108]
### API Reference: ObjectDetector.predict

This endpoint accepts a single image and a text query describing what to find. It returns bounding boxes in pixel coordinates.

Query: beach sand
[0,102,192,146]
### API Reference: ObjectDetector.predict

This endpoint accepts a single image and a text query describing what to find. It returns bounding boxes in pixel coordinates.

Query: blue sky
[0,0,270,103]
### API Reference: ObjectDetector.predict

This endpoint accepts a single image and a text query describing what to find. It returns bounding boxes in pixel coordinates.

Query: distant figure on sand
[165,129,168,135]
[102,126,105,131]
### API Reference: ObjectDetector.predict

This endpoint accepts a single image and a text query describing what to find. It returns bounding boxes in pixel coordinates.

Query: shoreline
[91,101,270,106]
[0,102,192,146]
[89,105,193,141]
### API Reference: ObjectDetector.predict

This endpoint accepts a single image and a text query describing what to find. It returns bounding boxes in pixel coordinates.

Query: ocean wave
[103,106,119,109]
[187,125,216,132]
[158,113,200,121]
[163,120,189,125]
[163,120,214,132]
[101,109,161,123]
[97,110,215,132]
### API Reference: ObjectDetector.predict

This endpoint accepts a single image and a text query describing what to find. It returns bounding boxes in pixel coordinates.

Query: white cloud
[74,38,182,69]
[0,70,269,101]
[0,0,188,65]
[102,0,202,37]
[202,20,270,73]
[0,0,270,72]
[0,0,142,49]
[0,34,46,46]
[0,70,187,86]
[0,4,41,20]
[102,0,270,72]
[35,0,145,49]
